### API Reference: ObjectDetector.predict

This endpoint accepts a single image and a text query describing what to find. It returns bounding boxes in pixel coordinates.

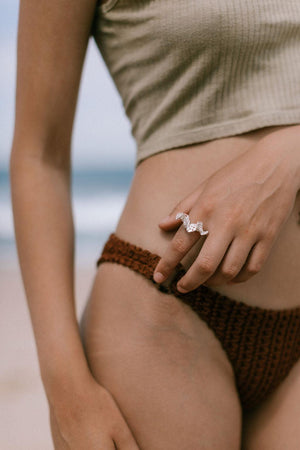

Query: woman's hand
[153,126,300,293]
[48,373,139,449]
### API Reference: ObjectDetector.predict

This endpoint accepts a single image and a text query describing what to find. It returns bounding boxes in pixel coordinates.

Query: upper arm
[12,0,99,166]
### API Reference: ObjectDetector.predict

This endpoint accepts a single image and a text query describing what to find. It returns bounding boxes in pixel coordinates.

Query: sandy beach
[0,259,96,450]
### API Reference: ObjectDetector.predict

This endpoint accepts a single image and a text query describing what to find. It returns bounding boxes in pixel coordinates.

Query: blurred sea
[0,167,134,269]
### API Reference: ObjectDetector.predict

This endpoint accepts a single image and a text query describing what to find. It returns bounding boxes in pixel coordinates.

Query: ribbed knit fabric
[91,0,300,167]
[96,233,300,411]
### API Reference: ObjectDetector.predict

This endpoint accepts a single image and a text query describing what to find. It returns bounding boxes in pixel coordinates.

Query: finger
[158,188,203,229]
[153,220,201,283]
[229,240,271,284]
[205,236,257,286]
[158,212,184,231]
[176,232,233,292]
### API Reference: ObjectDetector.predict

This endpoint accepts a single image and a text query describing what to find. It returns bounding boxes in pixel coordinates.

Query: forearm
[10,149,90,403]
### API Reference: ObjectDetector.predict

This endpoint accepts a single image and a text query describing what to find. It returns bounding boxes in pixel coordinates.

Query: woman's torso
[94,1,300,309]
[115,126,300,310]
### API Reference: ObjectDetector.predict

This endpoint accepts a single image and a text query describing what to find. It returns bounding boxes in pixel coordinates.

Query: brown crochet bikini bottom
[96,232,300,411]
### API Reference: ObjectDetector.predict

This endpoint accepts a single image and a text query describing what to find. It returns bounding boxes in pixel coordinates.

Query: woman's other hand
[48,373,139,449]
[153,125,300,293]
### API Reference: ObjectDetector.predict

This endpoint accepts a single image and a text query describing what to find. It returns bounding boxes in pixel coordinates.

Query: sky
[0,0,136,170]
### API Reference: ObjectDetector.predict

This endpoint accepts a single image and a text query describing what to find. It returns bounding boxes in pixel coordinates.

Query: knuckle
[172,235,188,254]
[246,262,262,275]
[201,200,215,217]
[223,211,242,230]
[264,227,277,242]
[221,264,240,279]
[241,223,257,239]
[195,256,214,275]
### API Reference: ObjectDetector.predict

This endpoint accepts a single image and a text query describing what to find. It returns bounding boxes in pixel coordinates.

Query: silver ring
[176,212,209,236]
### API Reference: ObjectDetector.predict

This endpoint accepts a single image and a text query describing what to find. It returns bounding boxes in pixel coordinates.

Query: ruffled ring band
[176,212,209,236]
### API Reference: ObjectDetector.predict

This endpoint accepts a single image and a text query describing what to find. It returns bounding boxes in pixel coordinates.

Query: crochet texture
[96,232,300,410]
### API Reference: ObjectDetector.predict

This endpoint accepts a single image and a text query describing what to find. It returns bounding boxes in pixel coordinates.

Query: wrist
[43,360,93,407]
[39,325,92,404]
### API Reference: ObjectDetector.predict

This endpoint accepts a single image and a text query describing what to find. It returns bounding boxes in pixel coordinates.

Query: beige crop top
[91,0,300,167]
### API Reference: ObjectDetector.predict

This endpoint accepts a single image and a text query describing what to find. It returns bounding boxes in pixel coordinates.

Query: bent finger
[153,222,201,283]
[176,232,232,292]
[229,240,271,284]
[205,236,257,286]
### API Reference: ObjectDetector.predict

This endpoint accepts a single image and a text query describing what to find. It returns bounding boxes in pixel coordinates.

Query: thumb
[158,189,201,229]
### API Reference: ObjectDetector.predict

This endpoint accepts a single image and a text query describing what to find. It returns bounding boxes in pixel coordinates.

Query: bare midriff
[115,125,300,310]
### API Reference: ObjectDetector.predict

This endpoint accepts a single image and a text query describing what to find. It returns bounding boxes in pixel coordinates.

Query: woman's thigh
[79,261,241,450]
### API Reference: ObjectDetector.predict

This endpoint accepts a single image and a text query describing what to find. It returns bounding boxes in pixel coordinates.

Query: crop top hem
[135,110,300,168]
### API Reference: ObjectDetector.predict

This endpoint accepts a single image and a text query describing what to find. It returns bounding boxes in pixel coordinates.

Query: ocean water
[0,168,134,268]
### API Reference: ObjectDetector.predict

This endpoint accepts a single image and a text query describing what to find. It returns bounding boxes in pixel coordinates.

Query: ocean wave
[0,192,127,241]
[73,193,126,235]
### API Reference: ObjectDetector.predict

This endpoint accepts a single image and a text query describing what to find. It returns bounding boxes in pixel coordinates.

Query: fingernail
[177,284,189,293]
[159,216,171,224]
[153,272,165,283]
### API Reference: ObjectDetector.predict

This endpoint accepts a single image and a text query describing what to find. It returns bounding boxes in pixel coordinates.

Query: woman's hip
[114,138,300,310]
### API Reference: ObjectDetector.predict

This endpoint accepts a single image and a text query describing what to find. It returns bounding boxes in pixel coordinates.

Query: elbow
[9,136,72,178]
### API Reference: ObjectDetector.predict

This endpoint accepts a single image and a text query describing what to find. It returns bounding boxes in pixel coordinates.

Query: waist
[116,125,300,309]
